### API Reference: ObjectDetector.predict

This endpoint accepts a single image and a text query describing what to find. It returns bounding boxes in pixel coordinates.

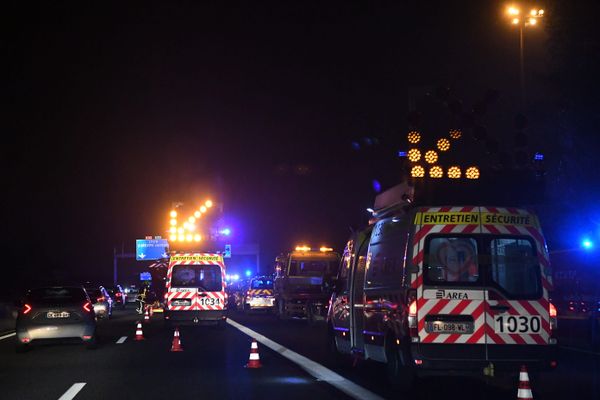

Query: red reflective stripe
[505,225,521,235]
[462,224,479,233]
[440,224,456,233]
[413,224,435,245]
[465,324,486,344]
[411,274,423,289]
[483,225,501,234]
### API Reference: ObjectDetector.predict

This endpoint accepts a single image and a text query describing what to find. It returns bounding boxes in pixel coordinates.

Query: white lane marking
[227,318,384,400]
[58,383,86,400]
[116,336,127,344]
[560,345,600,356]
[0,331,16,341]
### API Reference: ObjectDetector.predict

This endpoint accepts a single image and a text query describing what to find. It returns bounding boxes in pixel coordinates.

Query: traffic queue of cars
[14,284,130,352]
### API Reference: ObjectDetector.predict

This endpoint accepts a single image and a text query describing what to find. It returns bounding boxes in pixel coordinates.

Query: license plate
[47,311,69,318]
[494,315,542,334]
[426,321,473,334]
[171,300,191,306]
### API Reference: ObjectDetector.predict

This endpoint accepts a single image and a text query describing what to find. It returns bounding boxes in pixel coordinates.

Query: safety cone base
[517,365,533,400]
[170,328,183,352]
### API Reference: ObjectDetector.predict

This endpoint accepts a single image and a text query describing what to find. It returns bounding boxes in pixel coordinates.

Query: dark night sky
[4,1,599,296]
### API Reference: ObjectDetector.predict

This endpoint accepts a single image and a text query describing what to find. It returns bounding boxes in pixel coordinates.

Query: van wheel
[385,339,415,391]
[327,325,345,364]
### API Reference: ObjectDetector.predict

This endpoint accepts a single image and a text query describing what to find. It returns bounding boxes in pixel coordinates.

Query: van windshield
[171,264,222,291]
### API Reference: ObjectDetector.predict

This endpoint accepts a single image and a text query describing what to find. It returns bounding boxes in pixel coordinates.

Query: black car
[107,285,127,309]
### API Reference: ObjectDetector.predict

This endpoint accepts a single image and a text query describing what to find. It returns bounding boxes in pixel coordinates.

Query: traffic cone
[134,321,145,341]
[144,308,150,323]
[245,338,262,368]
[170,327,183,352]
[517,365,533,399]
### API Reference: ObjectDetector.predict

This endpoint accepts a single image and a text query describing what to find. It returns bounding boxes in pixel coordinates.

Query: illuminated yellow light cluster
[437,138,451,152]
[411,165,425,178]
[424,150,438,164]
[448,166,462,179]
[169,199,214,242]
[319,246,333,252]
[465,166,480,179]
[408,148,421,162]
[295,245,311,252]
[429,166,443,178]
[507,6,544,26]
[407,131,421,144]
[449,129,462,139]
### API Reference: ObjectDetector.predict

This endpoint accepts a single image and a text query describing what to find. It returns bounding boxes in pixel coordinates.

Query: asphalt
[1,308,599,400]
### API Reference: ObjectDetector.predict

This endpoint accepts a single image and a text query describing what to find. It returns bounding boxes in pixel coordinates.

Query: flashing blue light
[398,151,407,157]
[232,274,240,281]
[534,152,544,161]
[582,239,594,250]
[372,180,381,193]
[220,228,232,236]
[245,270,252,277]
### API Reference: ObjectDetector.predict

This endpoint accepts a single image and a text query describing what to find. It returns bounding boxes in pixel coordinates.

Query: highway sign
[140,272,151,281]
[136,239,169,261]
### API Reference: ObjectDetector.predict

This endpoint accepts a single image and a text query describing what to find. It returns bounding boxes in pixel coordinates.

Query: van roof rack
[370,182,415,222]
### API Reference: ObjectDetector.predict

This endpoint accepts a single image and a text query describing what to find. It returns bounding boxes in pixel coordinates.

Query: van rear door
[480,207,552,355]
[414,206,487,361]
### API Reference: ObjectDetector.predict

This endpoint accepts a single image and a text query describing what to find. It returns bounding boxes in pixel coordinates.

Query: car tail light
[83,302,92,313]
[115,292,122,297]
[97,296,105,302]
[549,302,558,332]
[82,335,93,340]
[21,337,31,343]
[22,304,32,315]
[407,289,418,338]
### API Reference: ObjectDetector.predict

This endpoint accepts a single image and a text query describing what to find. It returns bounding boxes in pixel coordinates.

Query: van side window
[365,220,406,288]
[425,237,479,283]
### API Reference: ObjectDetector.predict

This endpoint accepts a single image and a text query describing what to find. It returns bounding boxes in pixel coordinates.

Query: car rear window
[27,287,87,305]
[171,264,222,291]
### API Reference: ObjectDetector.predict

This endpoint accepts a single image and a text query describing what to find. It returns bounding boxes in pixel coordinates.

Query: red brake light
[22,304,32,315]
[116,293,122,297]
[97,296,105,302]
[83,302,92,312]
[549,302,557,318]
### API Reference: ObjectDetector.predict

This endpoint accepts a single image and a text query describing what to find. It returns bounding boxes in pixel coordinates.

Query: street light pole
[506,5,545,110]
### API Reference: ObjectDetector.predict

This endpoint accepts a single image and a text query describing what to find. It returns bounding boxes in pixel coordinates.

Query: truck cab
[274,246,340,323]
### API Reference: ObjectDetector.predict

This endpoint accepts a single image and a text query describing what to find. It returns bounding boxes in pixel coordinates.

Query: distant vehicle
[274,246,340,323]
[163,253,227,327]
[15,286,97,352]
[84,286,113,319]
[242,276,275,313]
[328,184,558,388]
[124,285,139,303]
[226,280,248,311]
[107,285,127,310]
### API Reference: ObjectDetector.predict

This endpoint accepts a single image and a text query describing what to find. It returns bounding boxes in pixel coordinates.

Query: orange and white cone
[245,338,262,368]
[134,321,145,341]
[144,308,150,323]
[170,327,183,352]
[517,365,533,399]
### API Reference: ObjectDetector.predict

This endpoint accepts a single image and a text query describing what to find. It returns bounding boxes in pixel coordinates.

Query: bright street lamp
[505,4,545,108]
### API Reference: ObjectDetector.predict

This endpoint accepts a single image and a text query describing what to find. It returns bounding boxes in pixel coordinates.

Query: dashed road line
[227,318,384,400]
[58,383,86,400]
[0,331,16,341]
[116,336,128,344]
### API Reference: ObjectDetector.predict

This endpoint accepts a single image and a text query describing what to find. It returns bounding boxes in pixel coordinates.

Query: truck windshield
[289,260,336,276]
[171,264,222,291]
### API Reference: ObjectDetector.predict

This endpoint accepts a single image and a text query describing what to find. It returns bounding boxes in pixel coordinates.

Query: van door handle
[198,293,208,297]
[490,305,510,312]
